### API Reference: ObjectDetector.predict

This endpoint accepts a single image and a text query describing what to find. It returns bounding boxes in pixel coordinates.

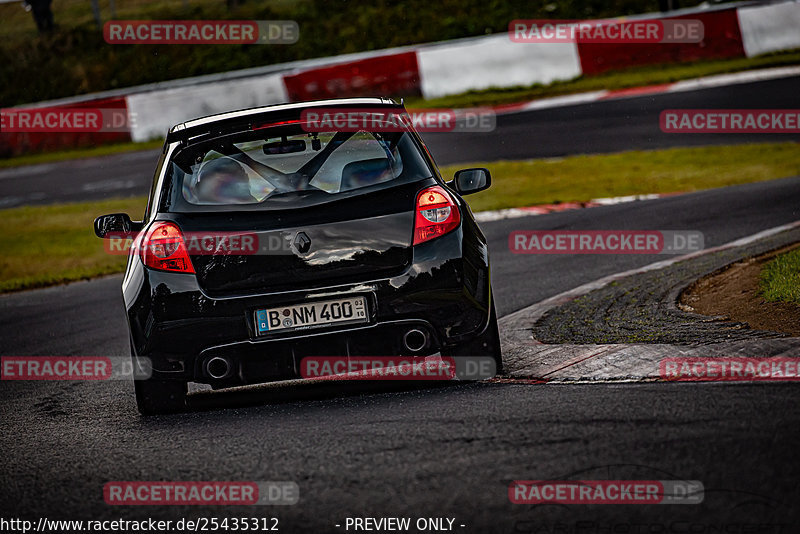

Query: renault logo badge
[294,232,311,253]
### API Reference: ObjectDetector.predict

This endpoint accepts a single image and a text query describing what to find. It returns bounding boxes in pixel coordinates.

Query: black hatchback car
[95,97,501,414]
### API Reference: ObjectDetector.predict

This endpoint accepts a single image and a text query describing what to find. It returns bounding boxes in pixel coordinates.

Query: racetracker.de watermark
[0,108,134,133]
[104,231,310,256]
[103,481,298,505]
[104,20,298,44]
[300,356,497,381]
[509,18,703,43]
[660,109,800,133]
[509,230,703,254]
[509,480,704,504]
[299,108,496,133]
[1,356,151,380]
[660,357,800,382]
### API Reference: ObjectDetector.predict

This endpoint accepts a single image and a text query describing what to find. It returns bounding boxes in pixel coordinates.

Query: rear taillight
[413,186,461,245]
[140,222,195,274]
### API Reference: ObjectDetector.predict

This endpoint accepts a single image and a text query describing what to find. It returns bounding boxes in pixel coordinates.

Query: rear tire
[130,341,188,415]
[442,298,503,376]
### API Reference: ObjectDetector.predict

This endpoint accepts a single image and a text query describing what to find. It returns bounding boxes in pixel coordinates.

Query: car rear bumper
[124,230,491,385]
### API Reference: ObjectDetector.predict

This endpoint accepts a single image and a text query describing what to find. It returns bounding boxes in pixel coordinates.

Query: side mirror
[452,168,491,195]
[94,213,143,238]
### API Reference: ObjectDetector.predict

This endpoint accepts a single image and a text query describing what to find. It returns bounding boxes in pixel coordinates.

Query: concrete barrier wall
[738,2,800,58]
[4,1,800,154]
[0,96,130,158]
[417,34,581,99]
[577,9,746,76]
[283,51,420,101]
[127,73,288,141]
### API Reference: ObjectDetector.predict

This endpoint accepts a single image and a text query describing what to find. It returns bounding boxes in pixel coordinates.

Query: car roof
[167,97,402,143]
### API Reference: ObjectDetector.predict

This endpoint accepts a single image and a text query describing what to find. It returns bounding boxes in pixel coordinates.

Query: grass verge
[440,142,800,212]
[761,247,800,305]
[408,49,800,109]
[0,197,146,292]
[1,142,799,293]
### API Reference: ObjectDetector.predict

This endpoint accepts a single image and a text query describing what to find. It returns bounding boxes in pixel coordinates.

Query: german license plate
[255,296,368,334]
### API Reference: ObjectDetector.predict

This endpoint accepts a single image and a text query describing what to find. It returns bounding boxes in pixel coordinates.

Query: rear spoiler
[165,98,403,145]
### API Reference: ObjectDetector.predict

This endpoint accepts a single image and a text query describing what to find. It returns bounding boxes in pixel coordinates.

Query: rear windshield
[161,123,433,212]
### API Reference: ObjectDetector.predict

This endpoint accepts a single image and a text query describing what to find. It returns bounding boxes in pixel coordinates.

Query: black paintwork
[99,98,493,387]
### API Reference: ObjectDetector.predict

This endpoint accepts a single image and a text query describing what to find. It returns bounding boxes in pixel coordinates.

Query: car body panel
[116,98,493,387]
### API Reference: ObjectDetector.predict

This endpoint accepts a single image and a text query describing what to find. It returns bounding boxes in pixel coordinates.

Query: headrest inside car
[340,158,393,192]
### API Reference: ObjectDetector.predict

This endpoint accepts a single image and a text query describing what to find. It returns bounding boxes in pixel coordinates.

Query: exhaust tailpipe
[403,329,428,353]
[206,356,232,379]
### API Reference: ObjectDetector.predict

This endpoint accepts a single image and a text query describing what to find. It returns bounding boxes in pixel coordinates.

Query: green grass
[761,247,800,305]
[0,196,146,292]
[2,142,799,293]
[407,49,800,109]
[0,140,163,169]
[440,142,800,212]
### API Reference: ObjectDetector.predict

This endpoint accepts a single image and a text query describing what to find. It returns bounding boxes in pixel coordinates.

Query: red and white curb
[496,220,800,382]
[474,193,673,223]
[487,65,800,116]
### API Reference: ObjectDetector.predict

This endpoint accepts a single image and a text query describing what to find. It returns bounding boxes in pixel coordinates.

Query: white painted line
[0,163,60,180]
[590,193,664,205]
[489,65,800,118]
[667,65,800,93]
[475,208,542,222]
[517,91,609,112]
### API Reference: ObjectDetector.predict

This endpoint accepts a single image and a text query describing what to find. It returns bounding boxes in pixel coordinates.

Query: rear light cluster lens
[141,222,195,274]
[413,186,461,245]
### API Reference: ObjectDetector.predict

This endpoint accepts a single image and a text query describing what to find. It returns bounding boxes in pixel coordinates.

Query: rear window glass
[162,124,432,212]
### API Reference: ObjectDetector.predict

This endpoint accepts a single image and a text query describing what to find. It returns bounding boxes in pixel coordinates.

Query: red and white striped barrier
[417,34,581,99]
[126,73,288,142]
[576,9,746,76]
[2,1,798,153]
[737,2,800,58]
[0,96,130,157]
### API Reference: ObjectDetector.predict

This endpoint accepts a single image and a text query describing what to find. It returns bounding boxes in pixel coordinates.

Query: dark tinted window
[162,123,432,212]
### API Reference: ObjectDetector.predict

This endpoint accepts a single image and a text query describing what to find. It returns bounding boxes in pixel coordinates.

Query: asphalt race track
[1,77,800,530]
[0,75,798,208]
